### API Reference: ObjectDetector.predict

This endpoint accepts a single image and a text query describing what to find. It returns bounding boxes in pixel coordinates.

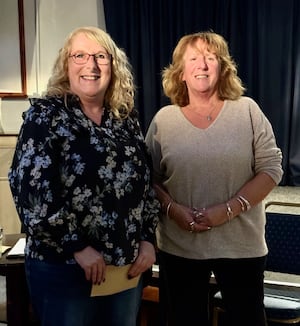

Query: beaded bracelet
[226,202,234,222]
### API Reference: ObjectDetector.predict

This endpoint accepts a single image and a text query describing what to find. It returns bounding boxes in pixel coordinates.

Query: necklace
[191,104,218,121]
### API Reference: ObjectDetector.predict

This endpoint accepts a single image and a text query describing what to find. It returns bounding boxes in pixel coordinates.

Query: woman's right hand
[74,246,106,284]
[169,202,211,232]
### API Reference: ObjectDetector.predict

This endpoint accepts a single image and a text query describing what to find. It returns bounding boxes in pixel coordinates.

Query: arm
[10,104,108,283]
[128,189,160,278]
[195,172,277,228]
[8,103,88,256]
[195,102,283,228]
[153,183,211,232]
[127,116,161,276]
[144,113,211,233]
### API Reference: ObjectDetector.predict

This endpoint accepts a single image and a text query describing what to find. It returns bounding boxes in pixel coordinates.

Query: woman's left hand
[127,241,156,279]
[193,203,229,227]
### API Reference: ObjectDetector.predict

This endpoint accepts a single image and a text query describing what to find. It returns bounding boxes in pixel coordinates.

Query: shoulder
[19,96,82,141]
[229,96,260,108]
[24,97,62,119]
[157,104,179,114]
[227,96,264,117]
[24,96,75,124]
[151,104,180,122]
[146,105,181,139]
[230,97,273,131]
[29,96,65,111]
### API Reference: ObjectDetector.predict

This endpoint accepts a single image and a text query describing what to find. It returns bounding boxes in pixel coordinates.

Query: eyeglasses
[69,52,111,65]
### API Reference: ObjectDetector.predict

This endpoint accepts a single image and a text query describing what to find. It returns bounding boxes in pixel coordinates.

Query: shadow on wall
[0,135,21,234]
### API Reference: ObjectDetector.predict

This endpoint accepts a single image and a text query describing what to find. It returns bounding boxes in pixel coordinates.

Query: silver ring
[195,211,204,218]
[189,221,195,233]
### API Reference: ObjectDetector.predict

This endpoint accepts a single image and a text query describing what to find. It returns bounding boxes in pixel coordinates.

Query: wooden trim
[0,0,27,98]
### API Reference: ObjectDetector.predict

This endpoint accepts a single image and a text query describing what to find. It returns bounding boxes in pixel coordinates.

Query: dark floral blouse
[8,96,160,265]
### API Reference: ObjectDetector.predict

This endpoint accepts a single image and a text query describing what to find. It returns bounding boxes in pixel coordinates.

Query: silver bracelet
[238,195,251,211]
[226,202,234,222]
[166,201,173,219]
[236,197,245,212]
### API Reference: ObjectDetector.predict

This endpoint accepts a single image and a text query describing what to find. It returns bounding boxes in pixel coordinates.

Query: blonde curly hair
[45,26,135,119]
[162,31,245,107]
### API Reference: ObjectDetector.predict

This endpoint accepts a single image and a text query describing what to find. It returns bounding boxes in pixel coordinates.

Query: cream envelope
[91,264,140,296]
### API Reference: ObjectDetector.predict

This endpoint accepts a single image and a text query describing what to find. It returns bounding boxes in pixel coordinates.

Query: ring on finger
[189,221,195,233]
[195,211,204,218]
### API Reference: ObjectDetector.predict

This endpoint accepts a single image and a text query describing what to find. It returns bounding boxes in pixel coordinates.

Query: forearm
[153,183,173,214]
[236,172,276,207]
[225,172,277,219]
[196,172,277,227]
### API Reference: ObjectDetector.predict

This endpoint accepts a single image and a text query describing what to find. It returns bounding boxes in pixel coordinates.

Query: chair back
[265,203,300,275]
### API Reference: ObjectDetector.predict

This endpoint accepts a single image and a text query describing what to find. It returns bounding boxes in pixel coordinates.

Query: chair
[212,201,300,326]
[137,264,169,326]
[138,285,160,326]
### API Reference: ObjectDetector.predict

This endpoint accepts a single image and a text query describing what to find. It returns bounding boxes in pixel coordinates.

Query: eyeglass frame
[69,52,112,65]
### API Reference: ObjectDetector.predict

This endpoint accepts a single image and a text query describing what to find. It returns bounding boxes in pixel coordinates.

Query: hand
[74,246,106,285]
[170,202,211,232]
[128,241,156,279]
[193,203,228,227]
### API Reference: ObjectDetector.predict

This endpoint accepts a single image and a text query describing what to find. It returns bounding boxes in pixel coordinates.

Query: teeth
[196,75,208,79]
[82,76,99,80]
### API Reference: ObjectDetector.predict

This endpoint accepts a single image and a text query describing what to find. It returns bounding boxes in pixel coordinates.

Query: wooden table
[0,233,33,326]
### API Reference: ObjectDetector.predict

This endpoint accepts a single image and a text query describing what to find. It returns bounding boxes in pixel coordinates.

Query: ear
[181,71,185,82]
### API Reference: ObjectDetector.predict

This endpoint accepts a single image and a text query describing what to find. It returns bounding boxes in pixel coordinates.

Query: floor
[265,185,300,213]
[0,276,5,325]
[0,186,299,326]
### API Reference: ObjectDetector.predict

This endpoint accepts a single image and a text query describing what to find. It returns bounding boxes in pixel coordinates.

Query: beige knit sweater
[145,97,283,259]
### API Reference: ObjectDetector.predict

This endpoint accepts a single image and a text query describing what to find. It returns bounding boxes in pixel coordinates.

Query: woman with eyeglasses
[8,26,159,326]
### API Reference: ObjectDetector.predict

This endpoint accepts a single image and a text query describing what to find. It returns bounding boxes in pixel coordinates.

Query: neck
[189,102,217,120]
[186,98,224,121]
[81,105,105,126]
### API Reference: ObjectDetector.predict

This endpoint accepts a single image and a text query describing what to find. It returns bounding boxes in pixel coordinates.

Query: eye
[95,53,107,60]
[74,53,85,59]
[206,53,217,61]
[189,56,197,61]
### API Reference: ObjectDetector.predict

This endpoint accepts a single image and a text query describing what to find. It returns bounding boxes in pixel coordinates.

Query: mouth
[81,75,100,80]
[195,74,208,79]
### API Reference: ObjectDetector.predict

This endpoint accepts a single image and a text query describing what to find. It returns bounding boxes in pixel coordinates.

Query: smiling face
[181,38,220,98]
[68,32,111,104]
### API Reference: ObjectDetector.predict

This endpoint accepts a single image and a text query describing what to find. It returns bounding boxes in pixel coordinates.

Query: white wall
[0,0,106,134]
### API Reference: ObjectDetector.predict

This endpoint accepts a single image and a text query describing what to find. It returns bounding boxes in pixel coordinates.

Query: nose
[88,54,97,63]
[197,56,208,69]
[86,54,99,68]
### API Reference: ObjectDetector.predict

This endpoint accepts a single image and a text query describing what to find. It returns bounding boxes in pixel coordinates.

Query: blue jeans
[25,258,143,326]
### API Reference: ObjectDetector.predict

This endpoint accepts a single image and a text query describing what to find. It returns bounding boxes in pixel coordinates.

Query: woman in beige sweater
[145,31,283,326]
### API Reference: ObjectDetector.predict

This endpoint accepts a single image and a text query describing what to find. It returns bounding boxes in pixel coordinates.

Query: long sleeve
[8,100,89,261]
[9,97,160,264]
